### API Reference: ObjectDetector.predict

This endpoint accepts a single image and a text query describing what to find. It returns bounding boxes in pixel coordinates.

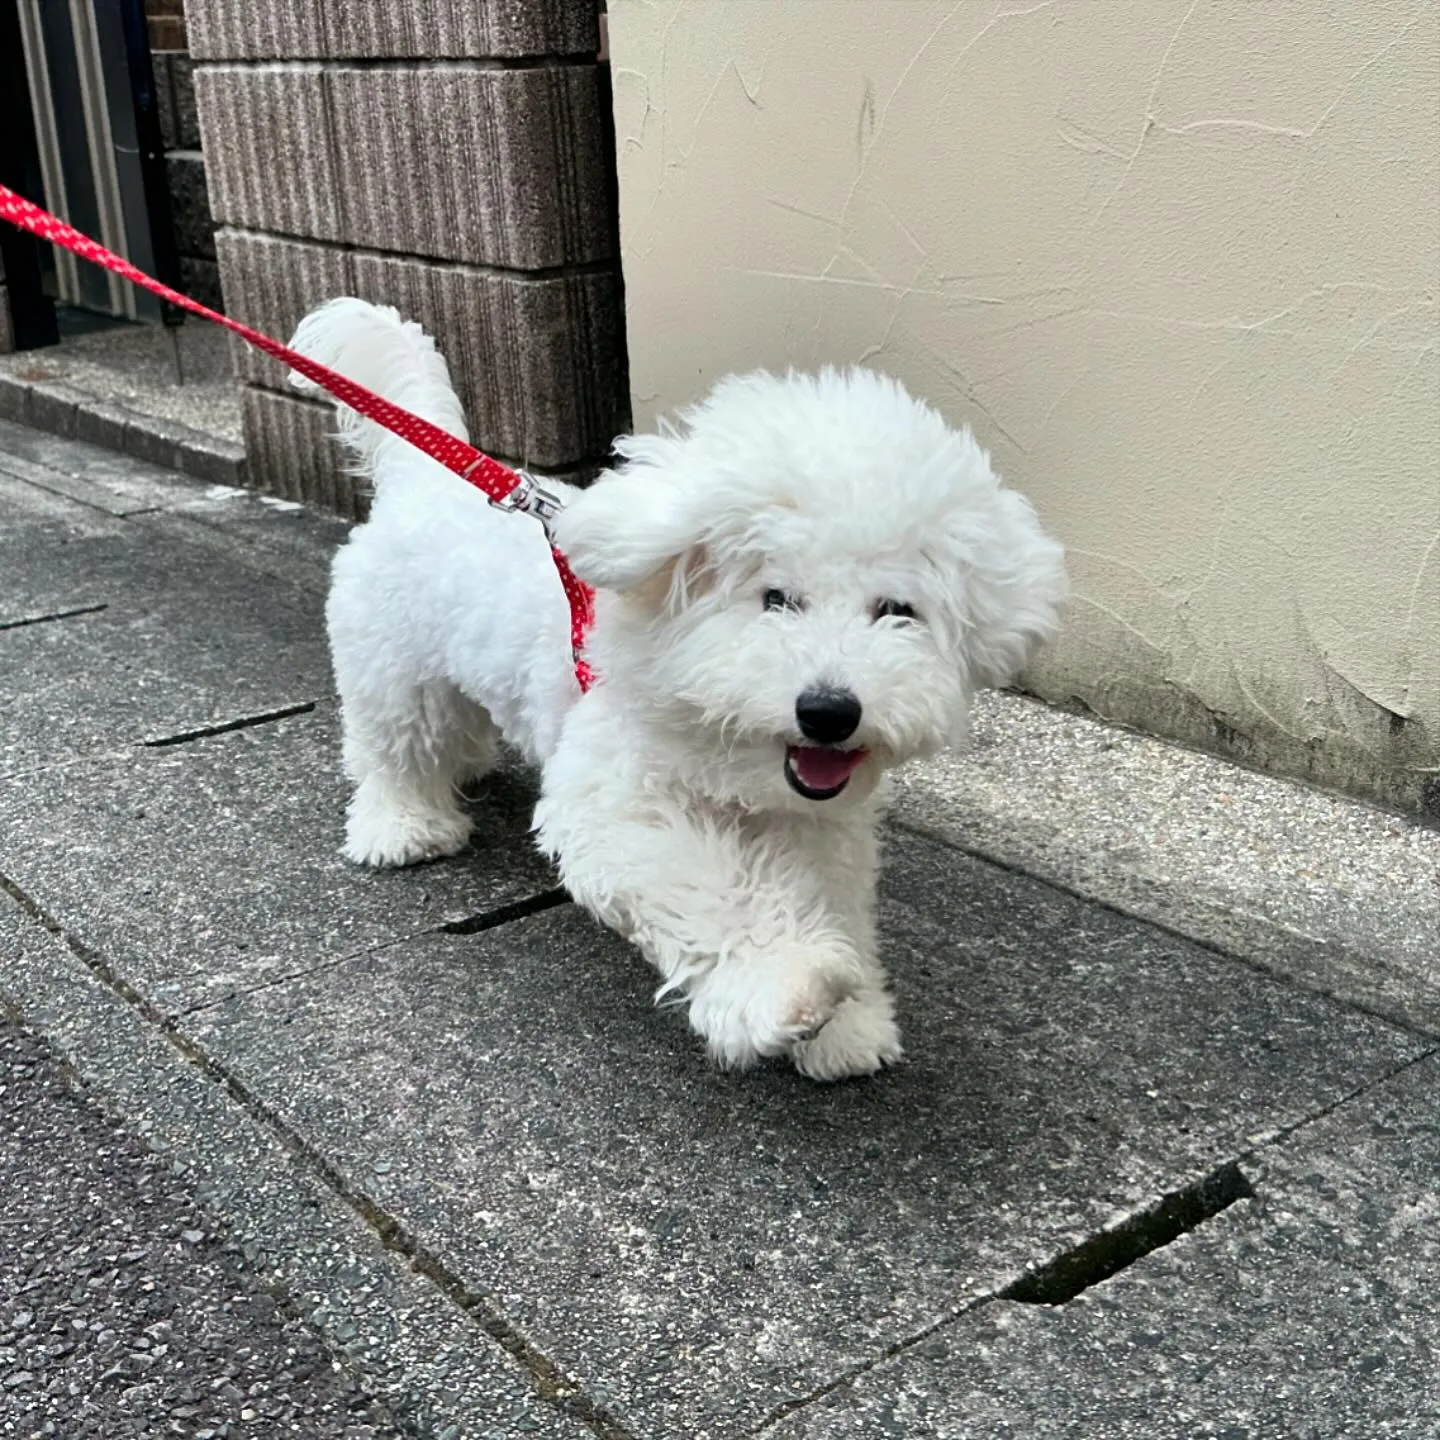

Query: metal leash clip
[491,471,566,540]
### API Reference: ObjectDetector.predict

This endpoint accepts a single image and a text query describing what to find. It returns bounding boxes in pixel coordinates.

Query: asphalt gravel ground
[0,1019,402,1440]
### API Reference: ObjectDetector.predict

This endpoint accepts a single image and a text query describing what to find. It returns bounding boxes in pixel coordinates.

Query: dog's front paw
[686,958,862,1070]
[791,988,903,1082]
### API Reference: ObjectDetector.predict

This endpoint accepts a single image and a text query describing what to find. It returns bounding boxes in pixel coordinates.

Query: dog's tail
[286,297,468,480]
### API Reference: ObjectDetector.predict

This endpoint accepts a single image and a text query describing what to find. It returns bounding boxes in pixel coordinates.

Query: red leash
[0,184,595,691]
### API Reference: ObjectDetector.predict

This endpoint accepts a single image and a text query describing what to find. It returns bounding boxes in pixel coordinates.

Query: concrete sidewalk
[2,418,1437,1439]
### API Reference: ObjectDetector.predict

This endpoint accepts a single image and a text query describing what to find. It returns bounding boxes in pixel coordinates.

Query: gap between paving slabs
[142,699,318,749]
[0,601,109,632]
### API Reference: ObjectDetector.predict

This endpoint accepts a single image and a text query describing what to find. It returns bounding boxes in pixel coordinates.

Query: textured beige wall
[608,0,1440,815]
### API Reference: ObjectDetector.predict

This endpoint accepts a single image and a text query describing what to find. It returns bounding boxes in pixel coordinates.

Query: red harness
[0,184,596,691]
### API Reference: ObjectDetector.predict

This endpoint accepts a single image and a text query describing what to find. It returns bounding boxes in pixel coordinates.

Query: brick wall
[186,0,627,519]
[146,0,222,309]
[0,256,12,353]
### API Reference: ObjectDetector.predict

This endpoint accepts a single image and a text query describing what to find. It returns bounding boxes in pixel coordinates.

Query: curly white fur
[290,298,1067,1081]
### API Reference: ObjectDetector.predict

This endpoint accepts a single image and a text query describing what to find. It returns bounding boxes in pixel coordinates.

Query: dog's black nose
[796,688,862,744]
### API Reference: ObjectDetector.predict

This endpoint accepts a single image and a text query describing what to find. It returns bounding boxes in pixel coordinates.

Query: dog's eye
[873,598,919,623]
[763,588,803,613]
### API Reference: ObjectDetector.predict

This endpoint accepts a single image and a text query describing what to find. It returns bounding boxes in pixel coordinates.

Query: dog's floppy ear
[942,488,1068,690]
[551,434,704,593]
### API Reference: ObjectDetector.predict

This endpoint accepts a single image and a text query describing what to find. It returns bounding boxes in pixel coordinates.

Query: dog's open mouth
[784,745,869,800]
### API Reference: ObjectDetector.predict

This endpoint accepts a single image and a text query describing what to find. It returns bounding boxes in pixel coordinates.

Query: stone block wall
[146,0,222,309]
[0,258,12,354]
[187,0,627,520]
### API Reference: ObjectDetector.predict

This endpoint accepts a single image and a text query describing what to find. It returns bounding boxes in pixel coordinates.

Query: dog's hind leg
[453,700,502,797]
[338,678,492,868]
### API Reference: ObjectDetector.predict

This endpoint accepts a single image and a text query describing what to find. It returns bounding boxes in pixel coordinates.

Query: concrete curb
[891,692,1440,1041]
[0,370,246,488]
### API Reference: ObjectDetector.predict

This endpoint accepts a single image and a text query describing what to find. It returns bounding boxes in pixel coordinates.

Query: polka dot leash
[0,183,597,692]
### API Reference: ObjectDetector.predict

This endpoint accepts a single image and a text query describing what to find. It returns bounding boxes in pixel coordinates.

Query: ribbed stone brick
[215,230,356,389]
[188,0,597,60]
[241,385,360,520]
[327,65,612,269]
[217,230,624,469]
[200,65,610,269]
[327,0,597,58]
[188,0,326,61]
[349,252,625,469]
[191,4,627,503]
[195,67,345,242]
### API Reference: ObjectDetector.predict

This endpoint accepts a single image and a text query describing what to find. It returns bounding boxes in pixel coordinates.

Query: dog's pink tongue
[789,745,867,790]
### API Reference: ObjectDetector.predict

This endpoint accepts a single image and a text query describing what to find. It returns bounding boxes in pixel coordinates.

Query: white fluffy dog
[290,298,1066,1081]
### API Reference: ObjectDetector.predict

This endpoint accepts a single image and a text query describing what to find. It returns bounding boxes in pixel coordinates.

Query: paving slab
[0,1017,402,1440]
[0,417,218,516]
[0,467,131,622]
[0,894,590,1440]
[0,708,556,1015]
[0,320,241,449]
[0,496,329,777]
[0,422,340,581]
[0,430,344,600]
[137,488,349,594]
[181,828,1426,1438]
[894,692,1440,1036]
[764,1050,1440,1440]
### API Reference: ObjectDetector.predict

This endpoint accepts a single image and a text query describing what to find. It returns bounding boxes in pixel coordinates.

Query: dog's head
[553,369,1067,812]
